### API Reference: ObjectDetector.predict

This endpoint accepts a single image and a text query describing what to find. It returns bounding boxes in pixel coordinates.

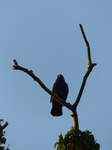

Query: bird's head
[56,74,64,81]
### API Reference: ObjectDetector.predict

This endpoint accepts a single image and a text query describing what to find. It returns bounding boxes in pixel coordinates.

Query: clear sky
[0,1,112,149]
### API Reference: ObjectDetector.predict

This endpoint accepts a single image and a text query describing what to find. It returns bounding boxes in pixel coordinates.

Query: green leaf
[0,146,5,150]
[54,128,100,150]
[1,137,6,144]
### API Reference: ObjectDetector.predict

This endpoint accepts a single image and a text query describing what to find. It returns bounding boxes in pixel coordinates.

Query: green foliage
[54,127,100,150]
[0,122,9,150]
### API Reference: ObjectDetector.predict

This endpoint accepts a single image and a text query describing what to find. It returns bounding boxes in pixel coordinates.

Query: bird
[50,74,69,116]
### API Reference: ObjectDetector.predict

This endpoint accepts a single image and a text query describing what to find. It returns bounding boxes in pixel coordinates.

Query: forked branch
[12,24,96,129]
[71,24,96,129]
[73,24,96,109]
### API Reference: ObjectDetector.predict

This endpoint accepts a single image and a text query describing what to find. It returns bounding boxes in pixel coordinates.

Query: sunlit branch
[12,24,96,130]
[12,60,73,111]
[72,24,96,129]
[71,110,79,129]
[79,24,92,66]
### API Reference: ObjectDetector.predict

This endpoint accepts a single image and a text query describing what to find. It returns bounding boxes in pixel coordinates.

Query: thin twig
[79,24,92,66]
[6,144,10,150]
[2,122,8,129]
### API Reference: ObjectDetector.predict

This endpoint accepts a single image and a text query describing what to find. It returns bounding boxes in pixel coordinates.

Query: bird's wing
[50,82,57,103]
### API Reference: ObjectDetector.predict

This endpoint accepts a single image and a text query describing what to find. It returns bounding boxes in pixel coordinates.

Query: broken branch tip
[12,65,15,70]
[13,59,18,66]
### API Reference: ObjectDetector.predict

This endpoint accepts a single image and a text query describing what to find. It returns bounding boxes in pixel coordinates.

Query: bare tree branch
[73,24,96,109]
[1,122,8,129]
[79,24,92,66]
[71,24,96,129]
[73,64,96,109]
[12,24,96,130]
[12,60,73,111]
[0,119,8,129]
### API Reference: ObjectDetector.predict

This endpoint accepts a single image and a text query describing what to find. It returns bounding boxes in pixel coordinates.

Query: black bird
[50,74,69,116]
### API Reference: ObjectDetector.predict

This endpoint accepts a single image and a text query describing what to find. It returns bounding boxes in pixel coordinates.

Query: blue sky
[0,1,112,149]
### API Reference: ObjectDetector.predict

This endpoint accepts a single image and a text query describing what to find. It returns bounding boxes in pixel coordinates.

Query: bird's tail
[50,108,62,116]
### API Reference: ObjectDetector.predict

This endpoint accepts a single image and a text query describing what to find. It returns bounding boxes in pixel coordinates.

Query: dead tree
[12,24,96,129]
